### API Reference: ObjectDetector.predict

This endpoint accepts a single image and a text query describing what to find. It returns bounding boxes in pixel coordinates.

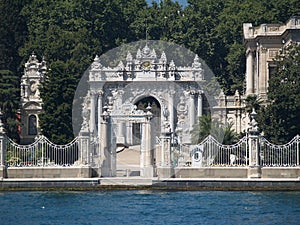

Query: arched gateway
[81,42,205,178]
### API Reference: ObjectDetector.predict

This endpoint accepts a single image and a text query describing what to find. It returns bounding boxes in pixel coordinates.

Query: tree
[260,44,300,144]
[39,60,77,143]
[0,70,20,141]
[0,1,28,72]
[19,0,135,142]
[245,95,263,114]
[191,114,237,144]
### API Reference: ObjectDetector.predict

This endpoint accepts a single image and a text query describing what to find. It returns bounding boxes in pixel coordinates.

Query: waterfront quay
[1,177,300,191]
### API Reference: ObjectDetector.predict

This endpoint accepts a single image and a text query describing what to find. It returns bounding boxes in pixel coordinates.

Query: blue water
[1,191,300,225]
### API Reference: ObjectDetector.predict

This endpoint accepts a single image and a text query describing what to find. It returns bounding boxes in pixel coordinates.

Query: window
[28,115,37,135]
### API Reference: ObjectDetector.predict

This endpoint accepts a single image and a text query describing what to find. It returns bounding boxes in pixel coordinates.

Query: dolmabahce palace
[20,17,300,144]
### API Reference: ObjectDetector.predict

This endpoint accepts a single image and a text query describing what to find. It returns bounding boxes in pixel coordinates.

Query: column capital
[90,90,98,96]
[246,48,254,56]
[197,90,204,96]
[101,111,110,122]
[189,90,197,96]
[98,90,104,96]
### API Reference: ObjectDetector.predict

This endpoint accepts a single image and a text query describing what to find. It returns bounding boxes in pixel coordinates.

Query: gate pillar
[140,110,154,178]
[78,131,90,165]
[248,109,261,178]
[156,123,175,178]
[100,111,116,177]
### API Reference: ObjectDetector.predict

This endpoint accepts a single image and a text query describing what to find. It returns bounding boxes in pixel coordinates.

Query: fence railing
[191,134,300,168]
[260,135,300,167]
[6,135,79,167]
[192,135,248,167]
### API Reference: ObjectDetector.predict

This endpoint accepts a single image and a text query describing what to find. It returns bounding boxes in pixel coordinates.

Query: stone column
[189,91,196,130]
[197,91,203,117]
[100,111,115,177]
[246,49,254,95]
[90,91,96,134]
[97,91,103,136]
[168,91,175,132]
[258,46,268,100]
[255,43,259,95]
[140,111,153,178]
[126,121,133,146]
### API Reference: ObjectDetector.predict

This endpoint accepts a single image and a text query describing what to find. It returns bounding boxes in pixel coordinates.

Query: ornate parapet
[88,44,204,82]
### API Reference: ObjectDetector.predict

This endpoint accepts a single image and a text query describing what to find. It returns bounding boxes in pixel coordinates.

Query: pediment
[23,101,41,110]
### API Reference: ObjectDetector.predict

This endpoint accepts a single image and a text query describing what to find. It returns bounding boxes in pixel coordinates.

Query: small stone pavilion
[19,53,46,144]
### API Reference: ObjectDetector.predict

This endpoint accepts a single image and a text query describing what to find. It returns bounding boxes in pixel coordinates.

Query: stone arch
[28,114,38,135]
[133,96,162,145]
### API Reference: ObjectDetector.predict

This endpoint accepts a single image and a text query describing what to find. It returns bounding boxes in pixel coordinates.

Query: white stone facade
[244,16,300,101]
[215,16,300,133]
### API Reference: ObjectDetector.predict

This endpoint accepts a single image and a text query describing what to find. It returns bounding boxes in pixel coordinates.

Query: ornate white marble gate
[99,103,155,178]
[80,42,206,178]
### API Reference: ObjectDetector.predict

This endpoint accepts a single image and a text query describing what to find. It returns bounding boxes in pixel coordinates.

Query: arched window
[28,115,37,135]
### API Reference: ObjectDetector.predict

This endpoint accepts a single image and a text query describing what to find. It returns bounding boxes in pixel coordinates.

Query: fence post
[297,135,299,166]
[0,109,7,178]
[248,109,261,178]
[78,132,90,165]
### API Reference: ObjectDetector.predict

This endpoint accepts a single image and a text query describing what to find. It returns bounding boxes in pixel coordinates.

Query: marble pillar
[246,50,254,95]
[168,93,174,132]
[197,91,203,117]
[258,46,268,99]
[189,91,196,130]
[126,121,133,145]
[90,91,96,134]
[97,91,103,142]
[140,114,153,177]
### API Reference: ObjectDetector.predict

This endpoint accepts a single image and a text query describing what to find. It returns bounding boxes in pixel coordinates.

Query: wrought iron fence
[191,134,300,168]
[260,135,300,167]
[193,135,248,167]
[6,135,79,167]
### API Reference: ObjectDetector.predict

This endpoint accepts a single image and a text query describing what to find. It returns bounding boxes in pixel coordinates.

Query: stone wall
[6,166,91,178]
[174,167,300,179]
[174,167,248,178]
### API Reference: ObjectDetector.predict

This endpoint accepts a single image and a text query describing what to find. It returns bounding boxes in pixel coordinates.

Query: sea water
[0,191,300,225]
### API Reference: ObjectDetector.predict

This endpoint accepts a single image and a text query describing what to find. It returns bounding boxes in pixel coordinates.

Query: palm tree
[191,114,212,144]
[222,123,238,145]
[191,114,238,144]
[245,95,263,114]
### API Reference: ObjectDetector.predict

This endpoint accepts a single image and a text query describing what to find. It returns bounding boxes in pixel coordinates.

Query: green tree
[245,95,263,114]
[0,1,28,72]
[0,70,20,141]
[191,114,237,145]
[260,45,300,144]
[19,0,135,142]
[39,61,77,143]
[0,1,28,140]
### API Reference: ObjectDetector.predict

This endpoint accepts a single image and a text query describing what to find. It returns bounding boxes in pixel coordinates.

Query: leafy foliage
[191,114,237,145]
[259,45,300,144]
[0,70,20,141]
[1,0,300,142]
